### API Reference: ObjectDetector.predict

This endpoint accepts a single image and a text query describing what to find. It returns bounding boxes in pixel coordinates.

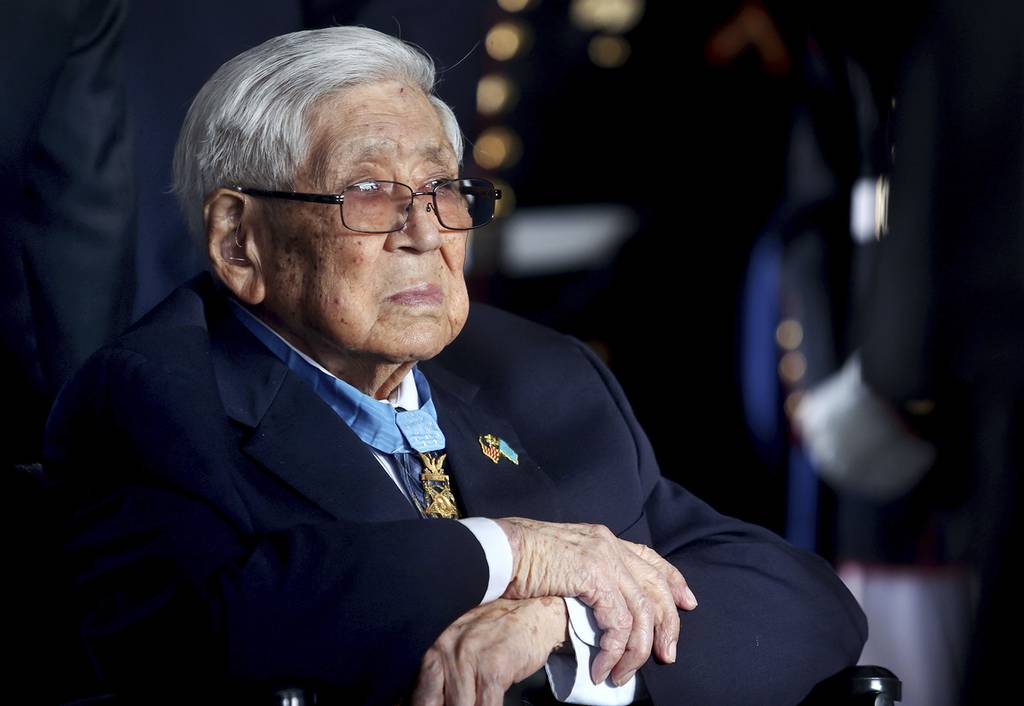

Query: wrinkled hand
[494,517,697,686]
[411,597,568,706]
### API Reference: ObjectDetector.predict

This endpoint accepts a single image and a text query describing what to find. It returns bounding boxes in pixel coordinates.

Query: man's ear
[205,188,266,305]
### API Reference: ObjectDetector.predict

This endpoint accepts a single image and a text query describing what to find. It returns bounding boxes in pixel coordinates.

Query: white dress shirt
[374,371,639,705]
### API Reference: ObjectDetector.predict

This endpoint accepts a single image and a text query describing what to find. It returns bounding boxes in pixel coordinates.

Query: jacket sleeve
[44,345,489,704]
[567,338,868,706]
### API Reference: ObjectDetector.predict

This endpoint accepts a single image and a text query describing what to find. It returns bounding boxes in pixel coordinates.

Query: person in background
[1,2,135,701]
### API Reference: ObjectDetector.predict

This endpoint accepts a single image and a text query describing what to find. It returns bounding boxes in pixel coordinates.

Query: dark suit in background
[1,0,135,466]
[0,0,135,463]
[1,1,135,698]
[858,0,1024,701]
[44,274,867,704]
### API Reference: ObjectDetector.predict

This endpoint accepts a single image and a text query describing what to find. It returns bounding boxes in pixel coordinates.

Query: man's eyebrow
[362,140,453,162]
[344,139,396,163]
[336,140,455,168]
[418,144,458,167]
[312,139,457,189]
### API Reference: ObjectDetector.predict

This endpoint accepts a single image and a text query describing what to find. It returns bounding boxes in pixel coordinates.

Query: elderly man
[44,26,866,705]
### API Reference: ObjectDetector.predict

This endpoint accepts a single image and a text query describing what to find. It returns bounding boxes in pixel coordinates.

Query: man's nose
[393,194,443,251]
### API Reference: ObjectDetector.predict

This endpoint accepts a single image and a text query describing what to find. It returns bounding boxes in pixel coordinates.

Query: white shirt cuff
[457,517,513,604]
[544,597,639,704]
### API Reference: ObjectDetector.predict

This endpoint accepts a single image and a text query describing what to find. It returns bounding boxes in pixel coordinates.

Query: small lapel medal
[478,434,519,465]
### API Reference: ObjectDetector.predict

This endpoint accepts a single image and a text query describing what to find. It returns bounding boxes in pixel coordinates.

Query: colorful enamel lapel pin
[478,433,519,465]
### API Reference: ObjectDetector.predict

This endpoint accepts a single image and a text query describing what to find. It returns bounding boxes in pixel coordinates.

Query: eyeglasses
[229,178,502,234]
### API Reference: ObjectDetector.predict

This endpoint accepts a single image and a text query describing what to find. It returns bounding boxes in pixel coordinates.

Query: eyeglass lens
[341,179,494,233]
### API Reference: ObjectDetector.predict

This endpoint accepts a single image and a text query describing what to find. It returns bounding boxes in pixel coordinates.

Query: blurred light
[486,22,531,61]
[704,3,790,76]
[501,204,636,276]
[775,319,803,350]
[906,399,936,415]
[497,0,533,11]
[778,351,806,384]
[473,127,522,170]
[784,391,803,419]
[492,177,516,217]
[570,0,645,33]
[588,35,631,67]
[875,175,890,239]
[477,74,518,116]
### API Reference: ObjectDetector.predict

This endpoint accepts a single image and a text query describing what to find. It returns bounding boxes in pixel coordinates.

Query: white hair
[172,26,464,240]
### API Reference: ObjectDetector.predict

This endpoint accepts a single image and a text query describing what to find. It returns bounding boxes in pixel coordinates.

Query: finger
[411,650,445,706]
[648,578,681,664]
[477,679,505,706]
[632,559,684,663]
[444,658,475,706]
[584,585,633,685]
[620,547,685,664]
[609,573,655,686]
[625,542,697,611]
[664,563,697,611]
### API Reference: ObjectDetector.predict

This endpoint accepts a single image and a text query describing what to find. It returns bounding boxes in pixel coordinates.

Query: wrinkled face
[255,81,469,377]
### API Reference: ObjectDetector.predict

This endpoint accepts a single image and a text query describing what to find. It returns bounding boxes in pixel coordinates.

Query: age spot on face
[254,81,469,385]
[281,233,303,257]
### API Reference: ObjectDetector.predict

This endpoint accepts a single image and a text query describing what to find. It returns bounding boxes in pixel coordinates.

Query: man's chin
[374,325,454,364]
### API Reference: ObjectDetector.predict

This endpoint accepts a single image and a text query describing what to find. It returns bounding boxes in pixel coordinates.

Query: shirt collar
[227,298,445,454]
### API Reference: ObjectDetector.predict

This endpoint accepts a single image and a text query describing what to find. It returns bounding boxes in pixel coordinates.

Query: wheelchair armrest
[800,665,902,705]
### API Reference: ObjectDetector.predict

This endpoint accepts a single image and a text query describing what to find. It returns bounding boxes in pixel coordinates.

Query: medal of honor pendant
[418,452,460,519]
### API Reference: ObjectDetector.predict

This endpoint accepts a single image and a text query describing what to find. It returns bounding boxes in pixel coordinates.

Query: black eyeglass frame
[228,178,502,234]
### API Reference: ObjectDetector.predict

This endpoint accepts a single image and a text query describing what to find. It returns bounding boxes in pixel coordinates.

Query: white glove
[793,353,935,502]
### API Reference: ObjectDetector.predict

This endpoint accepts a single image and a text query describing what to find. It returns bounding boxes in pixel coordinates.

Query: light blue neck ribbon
[228,300,445,454]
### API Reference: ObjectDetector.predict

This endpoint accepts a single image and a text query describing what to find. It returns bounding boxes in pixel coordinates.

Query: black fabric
[44,273,867,704]
[1,2,135,700]
[0,0,136,465]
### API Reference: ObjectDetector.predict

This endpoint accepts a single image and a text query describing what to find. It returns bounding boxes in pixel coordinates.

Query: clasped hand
[412,518,697,705]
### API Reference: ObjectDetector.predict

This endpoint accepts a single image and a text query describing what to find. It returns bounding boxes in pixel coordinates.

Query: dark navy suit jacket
[44,273,867,704]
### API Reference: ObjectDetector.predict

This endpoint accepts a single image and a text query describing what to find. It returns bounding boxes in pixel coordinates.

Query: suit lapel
[241,375,421,523]
[206,286,418,523]
[202,276,564,525]
[423,363,566,523]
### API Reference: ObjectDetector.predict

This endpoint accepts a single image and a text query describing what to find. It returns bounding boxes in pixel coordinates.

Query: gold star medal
[418,452,461,519]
